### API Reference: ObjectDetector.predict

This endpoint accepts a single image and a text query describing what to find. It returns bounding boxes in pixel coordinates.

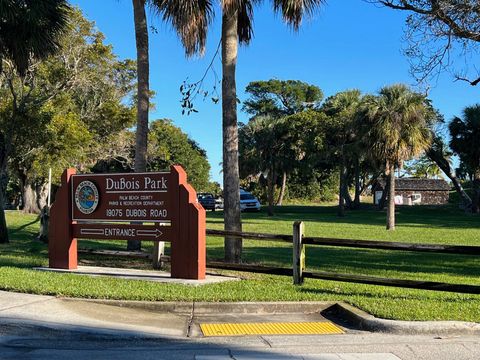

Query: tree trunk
[22,181,41,214]
[19,175,46,215]
[338,160,346,217]
[0,181,9,244]
[222,10,242,263]
[267,167,275,216]
[353,159,361,209]
[377,177,389,210]
[0,190,8,243]
[0,144,9,243]
[36,206,49,243]
[129,0,149,252]
[344,185,353,209]
[386,164,395,230]
[427,147,472,211]
[276,171,287,206]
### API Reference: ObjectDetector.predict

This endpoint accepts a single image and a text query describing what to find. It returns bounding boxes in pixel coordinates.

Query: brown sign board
[72,223,174,242]
[71,172,171,223]
[49,165,206,280]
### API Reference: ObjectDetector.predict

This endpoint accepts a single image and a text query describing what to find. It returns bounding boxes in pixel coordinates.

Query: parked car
[215,197,224,210]
[240,189,261,211]
[197,193,216,211]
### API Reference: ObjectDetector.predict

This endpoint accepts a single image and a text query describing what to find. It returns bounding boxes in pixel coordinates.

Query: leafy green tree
[1,9,136,215]
[322,90,363,216]
[147,119,213,192]
[243,79,324,204]
[14,111,92,213]
[364,84,434,230]
[404,155,443,179]
[456,161,474,182]
[276,110,330,204]
[239,110,327,214]
[239,117,283,215]
[449,104,480,213]
[0,0,70,243]
[243,79,323,118]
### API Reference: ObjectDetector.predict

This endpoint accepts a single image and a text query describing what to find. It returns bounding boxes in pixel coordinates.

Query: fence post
[293,221,305,285]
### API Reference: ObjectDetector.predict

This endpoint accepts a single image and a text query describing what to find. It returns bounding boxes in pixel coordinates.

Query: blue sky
[71,0,479,184]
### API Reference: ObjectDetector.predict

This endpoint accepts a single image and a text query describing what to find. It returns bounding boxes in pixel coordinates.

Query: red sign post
[48,165,206,280]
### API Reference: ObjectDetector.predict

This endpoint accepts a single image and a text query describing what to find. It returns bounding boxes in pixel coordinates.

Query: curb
[64,298,480,335]
[64,298,337,315]
[329,302,480,335]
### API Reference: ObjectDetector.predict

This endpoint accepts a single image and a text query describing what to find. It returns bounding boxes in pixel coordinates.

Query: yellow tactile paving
[200,321,344,336]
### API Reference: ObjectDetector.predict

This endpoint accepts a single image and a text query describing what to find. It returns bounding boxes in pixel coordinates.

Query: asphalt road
[0,330,479,360]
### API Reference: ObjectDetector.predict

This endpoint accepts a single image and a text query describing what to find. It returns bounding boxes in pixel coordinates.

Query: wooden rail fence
[206,222,480,294]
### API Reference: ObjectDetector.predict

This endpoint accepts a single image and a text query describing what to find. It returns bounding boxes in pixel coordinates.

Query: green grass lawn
[1,204,480,322]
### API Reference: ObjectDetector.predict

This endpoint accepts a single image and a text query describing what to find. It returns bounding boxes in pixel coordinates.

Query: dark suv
[197,193,216,211]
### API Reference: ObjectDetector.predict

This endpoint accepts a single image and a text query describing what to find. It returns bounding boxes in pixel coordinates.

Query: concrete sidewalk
[0,290,339,338]
[1,290,480,339]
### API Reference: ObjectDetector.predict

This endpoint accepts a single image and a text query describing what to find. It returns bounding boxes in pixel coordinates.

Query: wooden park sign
[48,165,206,280]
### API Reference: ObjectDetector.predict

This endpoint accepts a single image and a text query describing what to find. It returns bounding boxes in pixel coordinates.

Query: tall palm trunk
[353,158,361,209]
[386,163,395,230]
[129,0,149,251]
[222,10,242,263]
[267,166,275,216]
[338,156,346,217]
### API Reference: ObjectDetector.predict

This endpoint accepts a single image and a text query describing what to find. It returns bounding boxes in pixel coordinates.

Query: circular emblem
[75,180,99,214]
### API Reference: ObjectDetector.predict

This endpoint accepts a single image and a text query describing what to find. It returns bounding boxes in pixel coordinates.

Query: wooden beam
[302,237,480,255]
[207,229,293,242]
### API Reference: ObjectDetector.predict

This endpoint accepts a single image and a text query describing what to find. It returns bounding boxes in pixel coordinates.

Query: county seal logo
[74,180,99,214]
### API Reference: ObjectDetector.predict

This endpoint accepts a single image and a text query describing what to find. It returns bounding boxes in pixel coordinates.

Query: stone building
[372,178,451,206]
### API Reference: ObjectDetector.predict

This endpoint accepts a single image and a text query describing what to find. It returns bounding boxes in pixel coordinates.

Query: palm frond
[364,84,434,167]
[236,0,256,44]
[0,0,71,76]
[222,0,261,45]
[152,0,214,56]
[272,0,325,30]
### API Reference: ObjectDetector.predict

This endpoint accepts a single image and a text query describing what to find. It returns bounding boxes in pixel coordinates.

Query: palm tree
[0,0,70,244]
[0,0,70,76]
[147,1,324,261]
[364,84,434,230]
[221,0,325,262]
[128,0,212,251]
[128,0,150,251]
[449,104,480,213]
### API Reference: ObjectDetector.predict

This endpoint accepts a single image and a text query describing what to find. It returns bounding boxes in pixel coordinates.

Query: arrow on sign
[80,228,105,236]
[137,228,163,238]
